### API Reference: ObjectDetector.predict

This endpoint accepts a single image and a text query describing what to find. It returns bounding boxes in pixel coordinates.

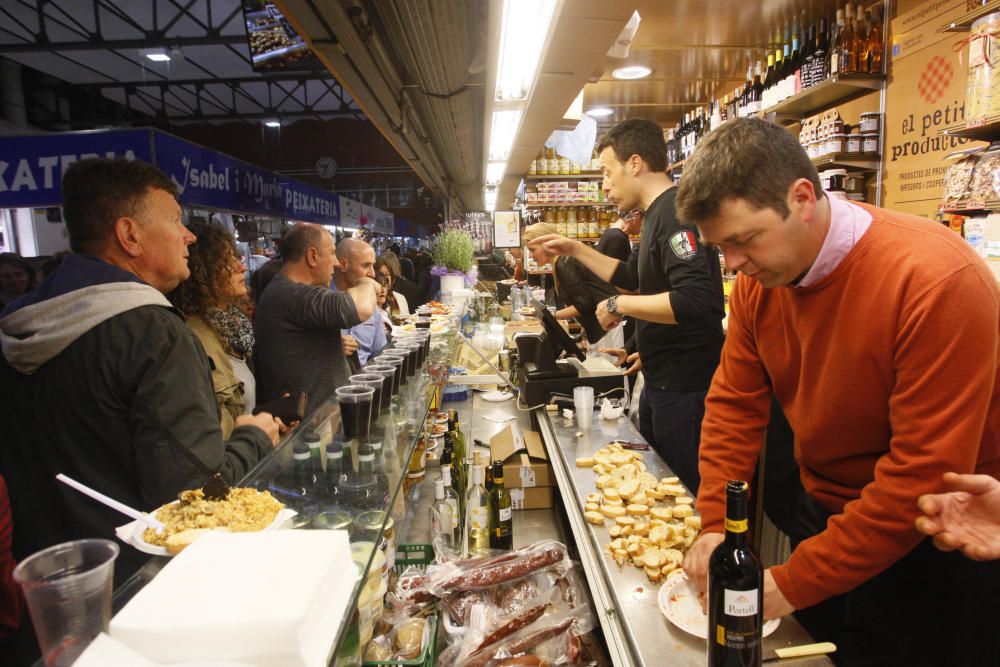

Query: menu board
[493,211,521,248]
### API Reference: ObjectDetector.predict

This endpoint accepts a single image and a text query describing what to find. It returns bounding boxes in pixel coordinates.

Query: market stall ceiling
[0,0,363,125]
[585,0,847,128]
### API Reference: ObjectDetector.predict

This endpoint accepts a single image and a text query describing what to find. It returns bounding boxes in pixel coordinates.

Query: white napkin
[482,411,516,423]
[110,530,353,667]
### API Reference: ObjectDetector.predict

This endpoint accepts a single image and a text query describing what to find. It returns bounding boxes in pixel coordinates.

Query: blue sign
[154,132,284,217]
[0,130,153,207]
[279,178,340,224]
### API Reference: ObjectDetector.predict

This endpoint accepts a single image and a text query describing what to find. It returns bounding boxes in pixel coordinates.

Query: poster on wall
[493,211,521,248]
[883,0,987,218]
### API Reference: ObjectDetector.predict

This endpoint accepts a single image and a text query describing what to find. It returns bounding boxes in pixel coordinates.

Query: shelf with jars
[940,0,1000,32]
[525,174,603,181]
[811,152,881,171]
[522,205,616,242]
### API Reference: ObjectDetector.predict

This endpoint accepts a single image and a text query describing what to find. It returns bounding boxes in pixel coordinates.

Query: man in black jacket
[0,159,280,593]
[528,119,725,494]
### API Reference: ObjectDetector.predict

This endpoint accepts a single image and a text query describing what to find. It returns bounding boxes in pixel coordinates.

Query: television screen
[242,1,325,72]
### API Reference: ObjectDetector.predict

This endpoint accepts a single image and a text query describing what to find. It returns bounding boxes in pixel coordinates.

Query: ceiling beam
[61,73,343,89]
[0,35,248,53]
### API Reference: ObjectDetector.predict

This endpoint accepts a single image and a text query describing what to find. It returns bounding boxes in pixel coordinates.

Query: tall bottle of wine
[464,464,490,557]
[708,480,764,667]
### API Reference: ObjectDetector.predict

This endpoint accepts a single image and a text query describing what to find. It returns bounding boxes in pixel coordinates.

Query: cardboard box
[490,427,554,509]
[509,487,554,511]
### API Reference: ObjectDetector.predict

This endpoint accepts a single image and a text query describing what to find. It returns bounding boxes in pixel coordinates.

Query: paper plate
[658,572,780,639]
[480,390,514,402]
[115,505,297,556]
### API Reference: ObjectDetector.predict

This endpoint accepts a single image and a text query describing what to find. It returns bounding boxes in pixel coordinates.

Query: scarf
[207,304,254,357]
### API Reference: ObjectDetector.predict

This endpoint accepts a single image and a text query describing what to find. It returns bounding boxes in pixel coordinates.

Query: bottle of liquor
[867,3,883,74]
[853,5,867,73]
[727,87,740,121]
[464,464,490,557]
[830,8,845,77]
[842,3,857,73]
[762,52,775,111]
[448,409,467,492]
[708,480,764,666]
[489,460,514,550]
[802,21,817,88]
[430,479,460,549]
[785,27,800,99]
[738,62,753,117]
[814,15,830,85]
[749,60,764,115]
[779,41,791,102]
[710,99,723,131]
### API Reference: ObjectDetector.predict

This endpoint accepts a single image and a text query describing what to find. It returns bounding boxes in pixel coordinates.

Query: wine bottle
[430,479,460,549]
[440,465,461,537]
[708,480,764,667]
[489,461,513,550]
[465,464,490,557]
[867,3,883,74]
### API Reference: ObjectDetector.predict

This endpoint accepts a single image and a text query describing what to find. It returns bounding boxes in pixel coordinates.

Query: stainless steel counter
[535,407,834,667]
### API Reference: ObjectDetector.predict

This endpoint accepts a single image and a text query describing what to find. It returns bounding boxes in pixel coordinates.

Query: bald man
[254,224,379,415]
[332,238,386,366]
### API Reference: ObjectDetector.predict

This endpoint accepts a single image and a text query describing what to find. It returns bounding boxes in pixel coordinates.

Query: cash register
[514,299,625,407]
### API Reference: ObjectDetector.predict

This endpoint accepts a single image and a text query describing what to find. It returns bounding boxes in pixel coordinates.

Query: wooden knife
[763,642,837,662]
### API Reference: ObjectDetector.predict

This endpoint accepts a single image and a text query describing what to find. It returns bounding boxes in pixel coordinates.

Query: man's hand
[684,532,724,609]
[916,472,1000,561]
[763,569,795,620]
[595,298,623,330]
[622,351,642,376]
[342,335,359,355]
[235,412,281,446]
[527,233,580,257]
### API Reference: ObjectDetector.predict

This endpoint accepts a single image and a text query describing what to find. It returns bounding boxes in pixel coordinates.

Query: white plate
[658,572,780,639]
[115,505,297,556]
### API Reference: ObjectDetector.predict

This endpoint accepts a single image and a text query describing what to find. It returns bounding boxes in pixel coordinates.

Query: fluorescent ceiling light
[265,121,281,128]
[586,107,615,117]
[489,109,522,162]
[145,52,171,62]
[486,161,506,186]
[484,188,498,210]
[612,65,652,80]
[496,0,558,101]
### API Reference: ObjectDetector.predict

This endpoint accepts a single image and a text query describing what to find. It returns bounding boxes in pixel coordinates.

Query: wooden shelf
[526,202,608,208]
[525,174,602,181]
[811,152,881,171]
[939,200,1000,215]
[762,74,885,125]
[939,0,1000,32]
[938,115,1000,141]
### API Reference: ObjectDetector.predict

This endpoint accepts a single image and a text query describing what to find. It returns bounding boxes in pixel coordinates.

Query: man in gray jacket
[0,158,280,588]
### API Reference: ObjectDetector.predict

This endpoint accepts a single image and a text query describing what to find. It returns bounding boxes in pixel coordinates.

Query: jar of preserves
[555,208,567,237]
[859,112,881,133]
[861,132,879,154]
[588,208,600,238]
[846,133,862,154]
[566,207,578,238]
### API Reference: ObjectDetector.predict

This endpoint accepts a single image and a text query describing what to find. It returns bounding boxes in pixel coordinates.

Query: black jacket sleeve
[657,229,725,325]
[610,252,639,292]
[129,310,272,505]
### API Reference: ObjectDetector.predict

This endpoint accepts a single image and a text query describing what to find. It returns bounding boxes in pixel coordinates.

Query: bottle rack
[763,74,885,126]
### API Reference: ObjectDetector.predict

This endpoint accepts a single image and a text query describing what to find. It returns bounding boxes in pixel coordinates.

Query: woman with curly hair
[168,221,256,438]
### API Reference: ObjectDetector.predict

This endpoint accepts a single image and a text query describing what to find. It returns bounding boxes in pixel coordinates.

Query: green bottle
[489,460,513,550]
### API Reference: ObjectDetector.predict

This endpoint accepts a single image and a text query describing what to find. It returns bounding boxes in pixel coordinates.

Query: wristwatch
[606,295,620,317]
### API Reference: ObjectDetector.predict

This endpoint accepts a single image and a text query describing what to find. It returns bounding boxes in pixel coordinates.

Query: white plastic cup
[574,386,594,432]
[13,539,119,667]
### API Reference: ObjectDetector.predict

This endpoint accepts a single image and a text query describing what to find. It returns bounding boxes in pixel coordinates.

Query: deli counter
[70,327,832,666]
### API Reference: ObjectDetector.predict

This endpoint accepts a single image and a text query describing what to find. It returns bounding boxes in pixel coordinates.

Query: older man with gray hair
[332,237,386,367]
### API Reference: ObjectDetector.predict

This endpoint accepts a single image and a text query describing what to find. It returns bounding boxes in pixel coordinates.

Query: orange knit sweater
[696,203,1000,610]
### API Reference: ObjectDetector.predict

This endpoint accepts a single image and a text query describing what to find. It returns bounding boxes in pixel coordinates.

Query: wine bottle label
[724,588,759,616]
[725,517,748,533]
[500,507,512,522]
[469,506,488,530]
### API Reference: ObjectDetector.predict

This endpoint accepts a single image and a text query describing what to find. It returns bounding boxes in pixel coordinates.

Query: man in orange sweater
[677,118,1000,666]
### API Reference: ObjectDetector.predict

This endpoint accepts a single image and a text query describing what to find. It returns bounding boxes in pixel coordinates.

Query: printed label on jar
[500,507,512,522]
[724,588,759,616]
